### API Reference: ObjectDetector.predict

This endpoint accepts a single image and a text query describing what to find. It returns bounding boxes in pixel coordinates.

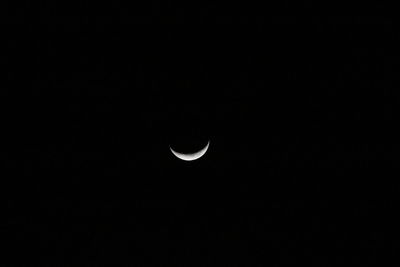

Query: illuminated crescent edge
[169,140,210,161]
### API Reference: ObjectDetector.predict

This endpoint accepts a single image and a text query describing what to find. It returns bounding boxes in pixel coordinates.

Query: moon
[169,140,210,161]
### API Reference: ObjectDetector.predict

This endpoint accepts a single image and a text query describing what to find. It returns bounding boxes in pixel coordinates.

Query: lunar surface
[169,140,210,161]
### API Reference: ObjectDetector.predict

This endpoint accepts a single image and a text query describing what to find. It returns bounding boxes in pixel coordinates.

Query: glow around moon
[169,140,210,161]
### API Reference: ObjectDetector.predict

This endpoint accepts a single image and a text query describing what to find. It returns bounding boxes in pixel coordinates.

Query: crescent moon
[169,140,210,161]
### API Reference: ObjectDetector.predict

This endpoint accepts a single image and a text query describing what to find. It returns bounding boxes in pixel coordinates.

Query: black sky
[3,13,399,266]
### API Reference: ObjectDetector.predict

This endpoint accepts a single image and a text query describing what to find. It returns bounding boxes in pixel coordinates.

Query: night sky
[3,12,399,266]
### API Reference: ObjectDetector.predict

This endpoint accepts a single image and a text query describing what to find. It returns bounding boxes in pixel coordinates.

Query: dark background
[2,10,399,266]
